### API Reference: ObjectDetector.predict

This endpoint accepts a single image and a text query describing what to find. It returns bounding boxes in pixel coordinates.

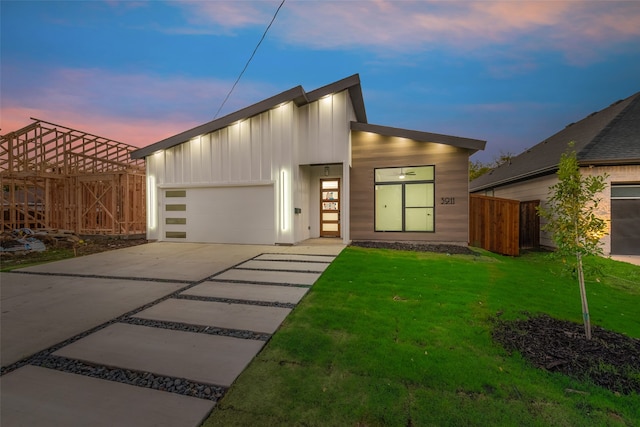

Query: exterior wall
[485,164,640,254]
[490,174,557,248]
[145,90,356,245]
[145,102,296,243]
[350,131,471,244]
[298,90,355,165]
[583,164,640,255]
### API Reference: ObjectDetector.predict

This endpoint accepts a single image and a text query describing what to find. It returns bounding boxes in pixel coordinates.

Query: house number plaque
[441,197,455,205]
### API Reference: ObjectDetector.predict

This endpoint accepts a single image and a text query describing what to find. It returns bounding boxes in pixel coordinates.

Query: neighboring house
[470,91,640,255]
[132,74,485,246]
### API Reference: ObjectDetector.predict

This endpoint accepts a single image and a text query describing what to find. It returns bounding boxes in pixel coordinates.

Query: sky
[2,1,640,163]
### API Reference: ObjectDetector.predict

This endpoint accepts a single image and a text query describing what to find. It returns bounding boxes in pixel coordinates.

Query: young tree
[537,143,608,340]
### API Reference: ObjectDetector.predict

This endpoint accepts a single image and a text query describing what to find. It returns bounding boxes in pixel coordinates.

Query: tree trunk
[576,251,592,340]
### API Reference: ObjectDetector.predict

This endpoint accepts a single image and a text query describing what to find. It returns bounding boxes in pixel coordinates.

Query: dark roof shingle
[470,92,640,192]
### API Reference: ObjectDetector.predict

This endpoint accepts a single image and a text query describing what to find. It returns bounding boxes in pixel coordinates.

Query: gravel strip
[235,267,325,273]
[206,278,312,288]
[34,355,226,401]
[175,294,296,309]
[9,270,194,284]
[122,317,272,341]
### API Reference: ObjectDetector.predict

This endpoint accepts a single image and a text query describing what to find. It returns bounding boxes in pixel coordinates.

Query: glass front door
[320,179,340,237]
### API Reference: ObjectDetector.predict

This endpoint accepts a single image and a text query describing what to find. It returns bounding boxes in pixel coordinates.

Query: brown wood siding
[519,200,540,249]
[469,194,520,256]
[350,131,471,244]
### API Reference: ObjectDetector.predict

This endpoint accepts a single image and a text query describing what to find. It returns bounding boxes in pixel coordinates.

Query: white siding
[144,89,359,245]
[298,90,355,165]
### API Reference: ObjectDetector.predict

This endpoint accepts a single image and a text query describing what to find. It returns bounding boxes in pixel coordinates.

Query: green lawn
[204,247,640,426]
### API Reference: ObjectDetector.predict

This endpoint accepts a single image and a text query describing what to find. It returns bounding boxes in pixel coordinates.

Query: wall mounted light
[324,166,330,176]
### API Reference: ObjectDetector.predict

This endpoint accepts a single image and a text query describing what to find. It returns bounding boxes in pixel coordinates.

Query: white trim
[158,181,274,189]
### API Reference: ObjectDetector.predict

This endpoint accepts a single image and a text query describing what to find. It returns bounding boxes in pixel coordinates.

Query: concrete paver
[238,259,330,272]
[54,323,264,387]
[0,273,185,367]
[1,239,346,426]
[134,298,291,334]
[17,243,273,282]
[17,241,344,281]
[183,281,309,304]
[255,253,337,262]
[0,366,214,427]
[215,269,321,285]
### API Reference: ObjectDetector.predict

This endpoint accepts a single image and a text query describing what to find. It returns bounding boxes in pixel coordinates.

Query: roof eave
[131,85,308,159]
[469,166,558,192]
[351,121,486,152]
[306,74,367,123]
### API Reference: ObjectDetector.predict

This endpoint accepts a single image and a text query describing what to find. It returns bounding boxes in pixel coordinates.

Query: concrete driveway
[1,240,345,427]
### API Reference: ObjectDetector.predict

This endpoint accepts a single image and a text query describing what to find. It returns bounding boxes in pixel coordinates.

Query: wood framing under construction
[1,119,146,235]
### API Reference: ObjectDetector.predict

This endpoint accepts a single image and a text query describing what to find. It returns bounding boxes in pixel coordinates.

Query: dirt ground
[0,234,148,270]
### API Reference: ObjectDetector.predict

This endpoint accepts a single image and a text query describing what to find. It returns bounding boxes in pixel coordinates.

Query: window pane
[165,204,186,211]
[612,185,640,198]
[165,190,186,198]
[322,180,339,190]
[375,184,403,231]
[322,202,338,210]
[322,223,339,232]
[405,208,434,231]
[375,166,434,183]
[166,231,187,238]
[323,212,339,221]
[405,183,434,207]
[323,191,338,200]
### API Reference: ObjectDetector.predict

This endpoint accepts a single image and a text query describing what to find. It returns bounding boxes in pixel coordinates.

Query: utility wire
[213,0,286,120]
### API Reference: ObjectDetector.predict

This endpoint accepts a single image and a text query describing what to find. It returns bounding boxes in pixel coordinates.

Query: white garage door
[162,185,275,244]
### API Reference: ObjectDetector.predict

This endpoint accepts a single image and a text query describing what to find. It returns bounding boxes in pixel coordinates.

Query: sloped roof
[470,91,640,192]
[351,122,486,153]
[131,74,366,159]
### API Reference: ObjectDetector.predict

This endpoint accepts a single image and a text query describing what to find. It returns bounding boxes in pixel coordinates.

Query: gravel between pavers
[35,355,226,401]
[1,253,320,403]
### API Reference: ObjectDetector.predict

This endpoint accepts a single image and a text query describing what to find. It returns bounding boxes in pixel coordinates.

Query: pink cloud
[176,0,279,30]
[1,67,275,148]
[169,1,640,63]
[1,106,198,148]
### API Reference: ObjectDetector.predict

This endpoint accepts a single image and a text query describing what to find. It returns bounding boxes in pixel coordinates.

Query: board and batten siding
[350,131,471,244]
[297,90,355,165]
[145,90,357,243]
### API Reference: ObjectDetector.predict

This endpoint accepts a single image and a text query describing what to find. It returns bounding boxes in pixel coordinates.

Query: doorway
[320,178,340,237]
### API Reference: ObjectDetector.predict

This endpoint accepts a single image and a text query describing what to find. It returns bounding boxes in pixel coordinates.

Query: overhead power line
[213,0,286,120]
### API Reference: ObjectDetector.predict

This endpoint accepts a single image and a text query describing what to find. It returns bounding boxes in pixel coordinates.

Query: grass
[204,247,640,426]
[0,248,77,272]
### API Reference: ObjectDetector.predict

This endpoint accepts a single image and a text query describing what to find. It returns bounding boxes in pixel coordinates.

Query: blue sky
[2,1,639,163]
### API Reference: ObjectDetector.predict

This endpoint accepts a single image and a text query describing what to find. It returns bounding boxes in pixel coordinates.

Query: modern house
[470,91,640,255]
[131,74,485,246]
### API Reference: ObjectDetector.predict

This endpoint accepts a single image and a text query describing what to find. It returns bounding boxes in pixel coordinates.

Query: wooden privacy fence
[1,119,146,235]
[469,194,520,256]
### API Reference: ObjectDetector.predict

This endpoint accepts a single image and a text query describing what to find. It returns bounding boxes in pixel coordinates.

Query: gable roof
[131,74,367,159]
[470,91,640,192]
[351,122,486,153]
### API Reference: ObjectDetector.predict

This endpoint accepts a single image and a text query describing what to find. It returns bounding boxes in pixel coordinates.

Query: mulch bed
[350,240,476,255]
[492,314,640,395]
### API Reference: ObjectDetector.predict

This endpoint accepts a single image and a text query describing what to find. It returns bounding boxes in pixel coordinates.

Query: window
[375,166,435,232]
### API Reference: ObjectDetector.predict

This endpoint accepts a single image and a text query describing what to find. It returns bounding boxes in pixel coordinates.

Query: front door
[320,178,340,237]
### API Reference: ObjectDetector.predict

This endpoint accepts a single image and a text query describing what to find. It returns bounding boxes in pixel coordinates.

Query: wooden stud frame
[1,119,146,235]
